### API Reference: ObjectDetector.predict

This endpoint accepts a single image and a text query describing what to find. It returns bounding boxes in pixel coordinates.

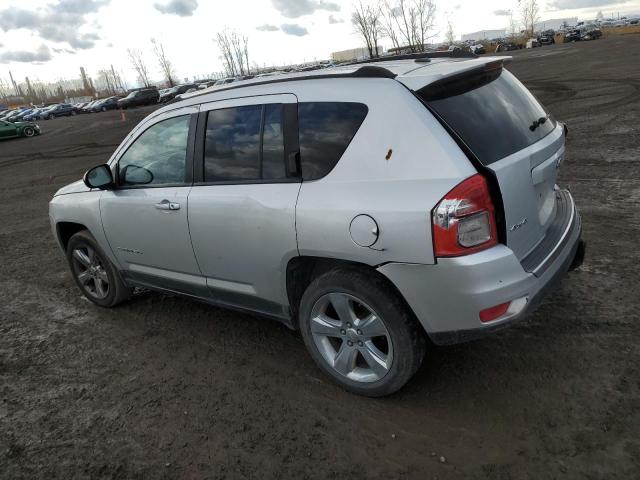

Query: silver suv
[50,53,585,396]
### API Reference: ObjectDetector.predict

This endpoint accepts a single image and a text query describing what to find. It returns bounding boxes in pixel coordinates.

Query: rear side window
[418,68,555,165]
[204,104,287,182]
[298,102,368,180]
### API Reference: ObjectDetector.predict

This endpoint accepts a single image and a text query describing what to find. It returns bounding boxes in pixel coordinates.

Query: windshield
[418,67,555,165]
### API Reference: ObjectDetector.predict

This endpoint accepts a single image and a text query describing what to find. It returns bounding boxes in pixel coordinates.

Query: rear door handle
[154,200,181,211]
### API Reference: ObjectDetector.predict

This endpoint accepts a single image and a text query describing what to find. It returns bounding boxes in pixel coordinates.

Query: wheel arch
[56,221,88,251]
[285,256,425,336]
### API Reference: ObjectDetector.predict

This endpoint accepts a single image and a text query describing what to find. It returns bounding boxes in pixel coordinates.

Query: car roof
[152,55,510,118]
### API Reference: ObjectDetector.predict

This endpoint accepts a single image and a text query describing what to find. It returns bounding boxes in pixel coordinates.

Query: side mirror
[83,164,114,190]
[121,164,154,185]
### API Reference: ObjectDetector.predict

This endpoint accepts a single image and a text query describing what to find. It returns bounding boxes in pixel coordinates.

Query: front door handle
[154,200,181,211]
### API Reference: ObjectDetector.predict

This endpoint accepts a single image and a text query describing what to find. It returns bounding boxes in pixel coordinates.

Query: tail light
[432,174,498,257]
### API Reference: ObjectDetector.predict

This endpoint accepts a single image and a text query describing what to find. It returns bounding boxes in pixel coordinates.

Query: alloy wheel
[310,292,393,383]
[71,246,109,299]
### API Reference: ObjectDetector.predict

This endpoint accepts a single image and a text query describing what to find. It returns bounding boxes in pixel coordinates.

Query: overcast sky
[1,0,639,87]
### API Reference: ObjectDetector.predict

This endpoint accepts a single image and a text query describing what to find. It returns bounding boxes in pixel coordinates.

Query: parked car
[538,30,555,45]
[117,88,160,109]
[88,97,120,112]
[495,42,518,52]
[23,108,47,121]
[3,109,26,122]
[0,119,40,139]
[42,103,79,119]
[526,38,541,48]
[159,84,197,103]
[81,100,100,113]
[564,29,582,42]
[50,55,584,397]
[11,109,37,122]
[581,25,602,40]
[470,43,486,54]
[213,77,236,86]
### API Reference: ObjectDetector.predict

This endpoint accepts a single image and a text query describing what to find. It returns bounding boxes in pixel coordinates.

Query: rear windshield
[418,67,555,165]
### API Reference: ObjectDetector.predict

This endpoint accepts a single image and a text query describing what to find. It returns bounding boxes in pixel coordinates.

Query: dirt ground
[1,35,638,479]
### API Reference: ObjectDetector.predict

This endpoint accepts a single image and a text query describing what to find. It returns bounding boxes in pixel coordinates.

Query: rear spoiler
[396,56,511,93]
[417,59,508,101]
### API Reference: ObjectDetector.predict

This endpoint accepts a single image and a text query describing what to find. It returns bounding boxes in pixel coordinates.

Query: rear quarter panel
[294,79,477,266]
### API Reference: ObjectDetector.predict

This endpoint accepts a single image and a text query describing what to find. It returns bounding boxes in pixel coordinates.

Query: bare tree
[127,49,151,87]
[413,0,437,50]
[381,0,436,53]
[445,20,455,45]
[215,29,250,77]
[520,0,540,37]
[151,38,175,87]
[352,1,382,58]
[380,1,401,50]
[507,10,519,39]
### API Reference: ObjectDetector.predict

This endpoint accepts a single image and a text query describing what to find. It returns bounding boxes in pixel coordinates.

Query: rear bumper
[378,189,583,345]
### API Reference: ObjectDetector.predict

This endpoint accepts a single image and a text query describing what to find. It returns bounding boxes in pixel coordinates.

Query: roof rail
[344,50,478,66]
[168,65,396,105]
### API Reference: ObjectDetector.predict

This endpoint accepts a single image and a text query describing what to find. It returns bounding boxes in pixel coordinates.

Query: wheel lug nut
[358,340,363,347]
[357,330,362,335]
[347,340,353,347]
[346,323,352,328]
[340,329,346,335]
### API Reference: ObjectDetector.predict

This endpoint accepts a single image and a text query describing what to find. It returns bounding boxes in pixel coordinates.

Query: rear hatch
[412,60,564,261]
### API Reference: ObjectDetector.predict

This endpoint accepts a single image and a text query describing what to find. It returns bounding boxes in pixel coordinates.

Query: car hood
[54,179,90,196]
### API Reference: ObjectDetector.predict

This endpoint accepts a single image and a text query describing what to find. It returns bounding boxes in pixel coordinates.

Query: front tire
[299,268,426,397]
[66,230,130,307]
[22,127,35,137]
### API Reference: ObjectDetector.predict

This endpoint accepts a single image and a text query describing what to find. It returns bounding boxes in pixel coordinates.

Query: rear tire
[66,230,131,308]
[299,267,426,397]
[23,127,35,137]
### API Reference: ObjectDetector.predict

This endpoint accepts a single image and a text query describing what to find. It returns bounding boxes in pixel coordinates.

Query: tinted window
[205,106,262,182]
[262,104,286,180]
[118,115,190,186]
[203,104,287,182]
[419,69,555,165]
[298,102,368,180]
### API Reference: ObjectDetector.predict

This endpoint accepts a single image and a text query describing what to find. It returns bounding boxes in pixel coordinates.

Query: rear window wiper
[529,116,547,131]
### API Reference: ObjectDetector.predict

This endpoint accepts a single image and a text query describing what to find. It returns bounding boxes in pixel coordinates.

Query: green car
[0,120,40,140]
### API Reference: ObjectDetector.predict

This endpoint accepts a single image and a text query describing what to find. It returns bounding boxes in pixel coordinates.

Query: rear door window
[203,104,287,182]
[418,68,555,165]
[298,102,368,180]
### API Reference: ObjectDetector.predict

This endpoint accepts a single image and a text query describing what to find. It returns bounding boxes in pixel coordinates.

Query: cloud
[328,14,344,24]
[272,0,340,18]
[0,45,52,64]
[547,0,626,8]
[256,24,280,31]
[493,9,512,16]
[154,0,198,16]
[0,0,109,52]
[280,23,309,36]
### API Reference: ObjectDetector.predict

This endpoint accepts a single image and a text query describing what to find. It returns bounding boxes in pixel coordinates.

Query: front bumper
[378,189,583,345]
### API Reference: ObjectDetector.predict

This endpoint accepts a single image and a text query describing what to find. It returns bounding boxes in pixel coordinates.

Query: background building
[461,29,507,41]
[331,47,382,62]
[534,18,579,31]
